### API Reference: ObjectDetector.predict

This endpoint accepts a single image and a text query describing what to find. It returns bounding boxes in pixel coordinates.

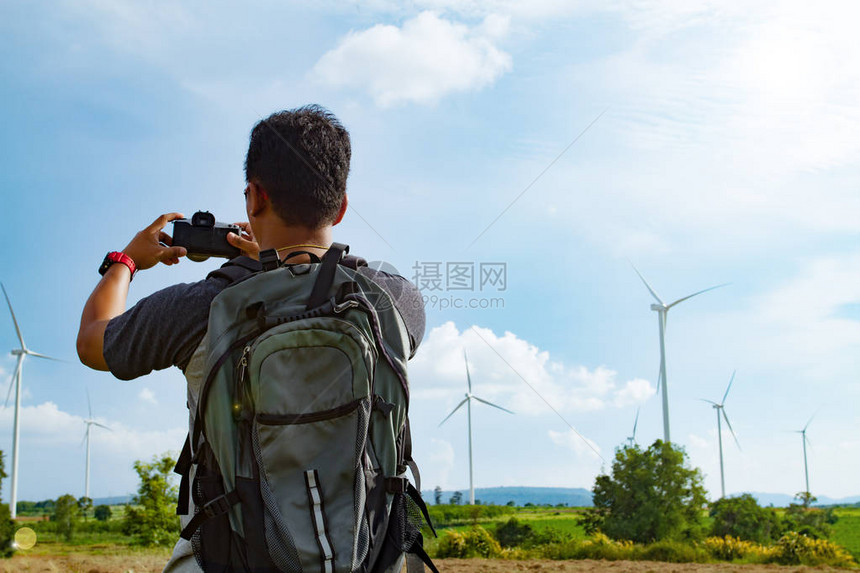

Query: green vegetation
[0,451,14,558]
[122,452,180,546]
[709,493,784,542]
[582,441,708,543]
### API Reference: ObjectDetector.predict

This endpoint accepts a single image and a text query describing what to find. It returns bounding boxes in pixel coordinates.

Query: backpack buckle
[259,249,280,271]
[385,477,408,494]
[202,493,234,518]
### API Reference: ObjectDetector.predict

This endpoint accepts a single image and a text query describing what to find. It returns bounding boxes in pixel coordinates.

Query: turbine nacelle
[11,349,23,356]
[650,304,666,312]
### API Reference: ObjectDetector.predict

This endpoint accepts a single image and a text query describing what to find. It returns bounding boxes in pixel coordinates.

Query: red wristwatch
[99,251,137,279]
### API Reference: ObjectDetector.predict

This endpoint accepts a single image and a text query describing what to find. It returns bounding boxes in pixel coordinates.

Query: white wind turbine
[796,415,815,495]
[626,408,640,447]
[439,350,513,505]
[2,283,63,519]
[632,266,728,443]
[82,390,111,501]
[701,370,741,499]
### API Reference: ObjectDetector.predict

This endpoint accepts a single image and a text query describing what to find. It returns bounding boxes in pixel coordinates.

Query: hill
[423,486,593,507]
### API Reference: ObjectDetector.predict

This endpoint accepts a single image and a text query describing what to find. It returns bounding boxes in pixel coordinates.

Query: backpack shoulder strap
[306,243,349,309]
[206,256,261,285]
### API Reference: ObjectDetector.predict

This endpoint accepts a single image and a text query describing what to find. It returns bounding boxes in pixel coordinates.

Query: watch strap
[99,251,137,279]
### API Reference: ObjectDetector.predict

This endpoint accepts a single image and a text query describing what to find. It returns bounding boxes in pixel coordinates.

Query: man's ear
[247,182,269,217]
[332,194,348,226]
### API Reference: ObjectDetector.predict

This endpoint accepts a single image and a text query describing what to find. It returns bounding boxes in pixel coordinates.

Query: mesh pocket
[253,427,303,573]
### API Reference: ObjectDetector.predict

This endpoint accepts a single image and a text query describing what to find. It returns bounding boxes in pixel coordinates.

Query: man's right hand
[122,213,188,270]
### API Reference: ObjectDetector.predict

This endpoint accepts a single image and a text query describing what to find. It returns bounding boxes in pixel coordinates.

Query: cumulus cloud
[313,11,512,107]
[138,387,157,405]
[0,401,185,460]
[548,428,602,459]
[410,321,655,414]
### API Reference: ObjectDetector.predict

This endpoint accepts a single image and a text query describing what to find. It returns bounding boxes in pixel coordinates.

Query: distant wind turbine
[626,408,640,447]
[2,283,62,519]
[701,370,741,499]
[439,350,513,505]
[797,415,815,495]
[82,390,111,501]
[631,266,728,443]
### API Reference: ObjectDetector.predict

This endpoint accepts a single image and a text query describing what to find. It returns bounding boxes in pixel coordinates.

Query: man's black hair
[245,105,351,229]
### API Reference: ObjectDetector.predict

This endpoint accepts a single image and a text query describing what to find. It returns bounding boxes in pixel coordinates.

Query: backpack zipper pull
[233,345,252,421]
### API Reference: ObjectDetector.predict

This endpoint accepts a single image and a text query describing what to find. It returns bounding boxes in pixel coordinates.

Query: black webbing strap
[402,419,421,492]
[174,435,193,515]
[406,533,440,573]
[259,248,280,271]
[206,256,261,284]
[179,489,241,540]
[305,243,349,310]
[406,483,436,537]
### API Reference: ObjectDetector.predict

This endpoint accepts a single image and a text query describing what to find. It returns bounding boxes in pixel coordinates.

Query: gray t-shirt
[103,255,426,380]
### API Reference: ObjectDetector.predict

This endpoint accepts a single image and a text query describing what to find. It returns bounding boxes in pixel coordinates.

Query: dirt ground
[0,556,851,573]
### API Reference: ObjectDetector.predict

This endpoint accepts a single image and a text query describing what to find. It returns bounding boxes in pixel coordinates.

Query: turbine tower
[439,350,513,505]
[2,283,61,519]
[82,390,111,501]
[626,408,640,447]
[701,370,741,499]
[632,266,727,443]
[797,415,815,495]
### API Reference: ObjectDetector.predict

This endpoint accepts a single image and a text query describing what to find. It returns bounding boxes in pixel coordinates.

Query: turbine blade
[722,409,741,450]
[439,398,469,426]
[464,350,472,394]
[87,388,93,419]
[655,359,663,395]
[700,398,718,406]
[632,408,640,438]
[630,263,665,306]
[1,283,26,350]
[25,351,65,362]
[92,422,112,431]
[722,370,737,404]
[667,283,730,309]
[804,412,817,431]
[4,357,22,408]
[471,395,514,414]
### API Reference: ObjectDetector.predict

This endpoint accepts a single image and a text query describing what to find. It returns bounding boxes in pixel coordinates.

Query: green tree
[709,494,784,543]
[433,486,442,505]
[123,452,180,546]
[449,491,463,505]
[784,493,836,539]
[53,494,82,541]
[0,451,14,557]
[77,496,93,521]
[94,504,112,522]
[583,441,708,543]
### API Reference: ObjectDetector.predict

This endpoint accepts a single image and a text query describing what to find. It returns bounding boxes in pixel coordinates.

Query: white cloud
[548,428,602,459]
[410,321,655,414]
[0,401,185,460]
[427,438,456,488]
[138,387,157,405]
[313,11,512,107]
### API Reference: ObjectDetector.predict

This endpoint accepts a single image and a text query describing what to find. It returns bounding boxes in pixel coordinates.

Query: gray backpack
[174,244,436,573]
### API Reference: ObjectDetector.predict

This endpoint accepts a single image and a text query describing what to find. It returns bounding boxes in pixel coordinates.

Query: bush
[709,494,784,543]
[428,504,514,527]
[433,526,502,558]
[703,535,774,561]
[772,531,855,567]
[494,518,534,548]
[94,505,112,522]
[542,533,634,561]
[638,539,709,563]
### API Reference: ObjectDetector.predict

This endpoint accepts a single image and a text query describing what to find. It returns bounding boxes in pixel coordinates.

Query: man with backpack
[77,105,436,572]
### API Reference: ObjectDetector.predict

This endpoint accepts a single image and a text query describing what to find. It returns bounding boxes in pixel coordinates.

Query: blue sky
[1,1,859,504]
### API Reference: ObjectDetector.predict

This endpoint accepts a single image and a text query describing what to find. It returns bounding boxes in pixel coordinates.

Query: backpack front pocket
[248,320,376,573]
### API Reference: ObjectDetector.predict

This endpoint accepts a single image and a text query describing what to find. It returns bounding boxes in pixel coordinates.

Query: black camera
[172,211,241,262]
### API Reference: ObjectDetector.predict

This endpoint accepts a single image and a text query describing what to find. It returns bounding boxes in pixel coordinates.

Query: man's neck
[257,223,333,262]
